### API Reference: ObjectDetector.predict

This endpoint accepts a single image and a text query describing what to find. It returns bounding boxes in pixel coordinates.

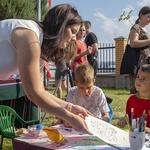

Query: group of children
[53,63,150,133]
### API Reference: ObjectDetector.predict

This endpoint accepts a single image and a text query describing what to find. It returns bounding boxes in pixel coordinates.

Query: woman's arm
[130,29,150,48]
[11,28,70,117]
[11,28,92,134]
[90,43,98,54]
[74,46,92,60]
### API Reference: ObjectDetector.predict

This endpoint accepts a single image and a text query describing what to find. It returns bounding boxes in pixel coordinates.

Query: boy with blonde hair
[52,64,110,127]
[62,64,110,127]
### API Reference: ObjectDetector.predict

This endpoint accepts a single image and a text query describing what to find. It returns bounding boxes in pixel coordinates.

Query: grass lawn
[102,88,130,126]
[1,87,131,150]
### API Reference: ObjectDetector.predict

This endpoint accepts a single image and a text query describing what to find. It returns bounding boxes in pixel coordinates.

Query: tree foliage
[0,0,48,21]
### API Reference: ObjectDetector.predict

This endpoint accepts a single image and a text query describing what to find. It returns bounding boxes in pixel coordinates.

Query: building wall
[95,74,129,89]
[114,36,127,75]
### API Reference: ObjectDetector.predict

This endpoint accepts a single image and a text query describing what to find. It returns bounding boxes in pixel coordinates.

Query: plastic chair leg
[0,136,3,150]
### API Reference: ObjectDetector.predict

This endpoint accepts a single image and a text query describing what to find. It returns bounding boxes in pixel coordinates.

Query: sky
[51,0,150,44]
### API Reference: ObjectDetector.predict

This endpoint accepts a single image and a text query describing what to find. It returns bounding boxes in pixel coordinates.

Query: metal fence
[97,43,116,73]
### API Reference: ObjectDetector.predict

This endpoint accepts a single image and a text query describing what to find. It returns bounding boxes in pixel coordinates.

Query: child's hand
[117,117,126,128]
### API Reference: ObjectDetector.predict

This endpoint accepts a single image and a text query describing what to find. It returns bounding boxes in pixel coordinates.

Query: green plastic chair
[0,105,40,150]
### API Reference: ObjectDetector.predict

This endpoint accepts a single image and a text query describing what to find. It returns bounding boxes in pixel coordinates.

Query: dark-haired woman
[128,6,150,94]
[0,4,92,134]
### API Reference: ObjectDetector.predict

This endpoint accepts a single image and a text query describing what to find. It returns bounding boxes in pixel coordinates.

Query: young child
[52,64,110,127]
[118,64,150,132]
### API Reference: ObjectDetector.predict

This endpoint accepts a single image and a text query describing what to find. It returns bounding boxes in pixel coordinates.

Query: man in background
[84,21,98,77]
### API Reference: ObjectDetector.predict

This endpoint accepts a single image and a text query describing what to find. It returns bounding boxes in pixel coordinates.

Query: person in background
[71,23,92,80]
[117,64,150,133]
[55,41,77,99]
[52,64,110,127]
[128,6,150,94]
[0,4,92,134]
[84,20,99,78]
[55,58,68,99]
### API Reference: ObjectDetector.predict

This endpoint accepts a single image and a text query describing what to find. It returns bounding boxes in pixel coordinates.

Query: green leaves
[118,10,133,25]
[0,0,48,21]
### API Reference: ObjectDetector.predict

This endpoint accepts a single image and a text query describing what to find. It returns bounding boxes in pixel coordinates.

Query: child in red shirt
[118,64,150,132]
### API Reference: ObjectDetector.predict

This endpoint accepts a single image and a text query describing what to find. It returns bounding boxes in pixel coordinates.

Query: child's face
[135,69,150,93]
[76,80,95,99]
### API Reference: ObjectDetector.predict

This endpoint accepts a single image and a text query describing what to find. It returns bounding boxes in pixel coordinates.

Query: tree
[0,0,48,20]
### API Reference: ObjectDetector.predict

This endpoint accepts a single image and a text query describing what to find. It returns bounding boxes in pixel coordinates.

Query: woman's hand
[61,119,72,128]
[65,103,92,119]
[69,114,93,134]
[64,103,92,134]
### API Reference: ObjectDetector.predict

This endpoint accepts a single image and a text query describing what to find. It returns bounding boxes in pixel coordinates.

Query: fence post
[114,36,127,75]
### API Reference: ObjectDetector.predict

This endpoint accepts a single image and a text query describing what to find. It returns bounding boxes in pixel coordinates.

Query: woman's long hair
[54,40,77,66]
[135,6,150,24]
[36,4,82,62]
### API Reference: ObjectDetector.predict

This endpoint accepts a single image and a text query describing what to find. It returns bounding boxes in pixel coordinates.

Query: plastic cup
[129,131,145,150]
[28,124,43,137]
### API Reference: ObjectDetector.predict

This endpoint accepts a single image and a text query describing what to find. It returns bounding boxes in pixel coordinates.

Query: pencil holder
[129,131,145,150]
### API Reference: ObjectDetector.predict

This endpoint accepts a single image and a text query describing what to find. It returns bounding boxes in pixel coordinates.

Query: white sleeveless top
[0,19,44,79]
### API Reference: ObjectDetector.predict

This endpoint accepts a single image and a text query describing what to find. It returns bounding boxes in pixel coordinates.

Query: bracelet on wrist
[65,103,73,112]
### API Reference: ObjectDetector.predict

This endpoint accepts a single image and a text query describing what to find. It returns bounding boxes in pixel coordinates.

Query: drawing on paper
[90,118,117,142]
[85,116,130,147]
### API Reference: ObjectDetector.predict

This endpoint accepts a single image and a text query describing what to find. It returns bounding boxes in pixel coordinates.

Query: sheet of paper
[85,116,130,147]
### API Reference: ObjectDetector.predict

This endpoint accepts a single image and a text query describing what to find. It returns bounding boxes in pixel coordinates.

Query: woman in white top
[0,4,92,134]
